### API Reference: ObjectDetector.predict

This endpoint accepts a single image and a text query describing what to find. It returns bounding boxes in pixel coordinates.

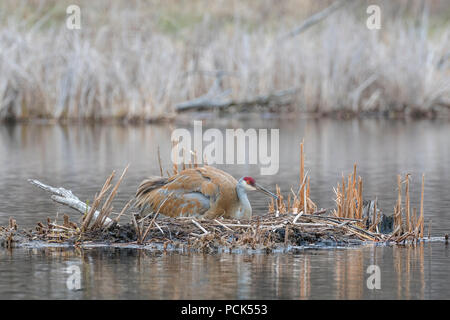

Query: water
[1,118,449,299]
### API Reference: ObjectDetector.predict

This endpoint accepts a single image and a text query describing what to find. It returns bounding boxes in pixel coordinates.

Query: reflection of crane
[135,166,277,220]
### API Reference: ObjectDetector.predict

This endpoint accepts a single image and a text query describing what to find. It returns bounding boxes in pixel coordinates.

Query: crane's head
[239,176,279,200]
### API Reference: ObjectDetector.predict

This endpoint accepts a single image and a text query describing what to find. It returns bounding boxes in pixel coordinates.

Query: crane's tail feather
[135,176,169,212]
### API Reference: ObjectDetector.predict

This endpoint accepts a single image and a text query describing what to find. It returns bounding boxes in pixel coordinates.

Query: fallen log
[176,87,298,113]
[28,179,116,228]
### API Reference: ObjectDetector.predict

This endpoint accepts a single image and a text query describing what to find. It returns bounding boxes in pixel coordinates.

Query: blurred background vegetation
[0,0,449,122]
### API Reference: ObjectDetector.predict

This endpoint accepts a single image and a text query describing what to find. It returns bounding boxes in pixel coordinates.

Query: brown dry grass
[0,0,449,121]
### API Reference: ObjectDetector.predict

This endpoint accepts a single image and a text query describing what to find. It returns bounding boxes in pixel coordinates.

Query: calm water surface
[0,118,449,299]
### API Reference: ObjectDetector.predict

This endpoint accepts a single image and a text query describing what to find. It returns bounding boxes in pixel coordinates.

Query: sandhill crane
[135,166,277,220]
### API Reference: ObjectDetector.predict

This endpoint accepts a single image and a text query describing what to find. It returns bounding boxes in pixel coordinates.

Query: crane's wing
[136,167,214,217]
[135,166,239,218]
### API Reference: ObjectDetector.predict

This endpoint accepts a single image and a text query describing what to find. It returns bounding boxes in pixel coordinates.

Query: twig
[191,219,209,235]
[293,211,304,224]
[139,192,174,243]
[279,0,354,40]
[214,219,233,231]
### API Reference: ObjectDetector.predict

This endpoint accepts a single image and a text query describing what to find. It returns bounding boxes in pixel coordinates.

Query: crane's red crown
[243,177,256,186]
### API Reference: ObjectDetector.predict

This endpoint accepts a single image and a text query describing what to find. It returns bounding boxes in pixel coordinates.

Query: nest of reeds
[1,210,367,252]
[0,142,432,252]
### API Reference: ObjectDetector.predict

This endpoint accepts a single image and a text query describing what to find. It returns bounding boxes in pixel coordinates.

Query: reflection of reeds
[393,242,425,299]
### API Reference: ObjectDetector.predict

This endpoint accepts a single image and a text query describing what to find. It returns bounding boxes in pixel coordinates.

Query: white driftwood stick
[191,219,209,235]
[293,211,304,224]
[28,179,115,227]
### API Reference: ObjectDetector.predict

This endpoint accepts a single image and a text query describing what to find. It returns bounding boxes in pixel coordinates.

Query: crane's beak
[255,183,279,200]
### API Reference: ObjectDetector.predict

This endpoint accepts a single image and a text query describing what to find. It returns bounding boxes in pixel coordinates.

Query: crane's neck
[236,184,252,219]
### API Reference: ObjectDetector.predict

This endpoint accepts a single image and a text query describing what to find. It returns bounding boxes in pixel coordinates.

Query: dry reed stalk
[335,185,342,218]
[81,172,114,231]
[114,198,134,224]
[395,231,414,243]
[346,174,353,218]
[287,194,291,213]
[333,165,362,221]
[322,216,379,241]
[300,140,304,188]
[9,217,17,230]
[139,192,174,244]
[275,184,285,214]
[92,165,129,229]
[191,219,209,235]
[294,141,317,214]
[284,224,289,245]
[303,176,307,216]
[131,213,141,240]
[214,219,233,232]
[294,171,307,210]
[63,214,70,228]
[154,221,165,235]
[268,198,275,214]
[394,174,403,235]
[419,174,425,238]
[215,223,253,228]
[330,166,432,242]
[182,148,186,171]
[172,139,179,175]
[307,177,311,199]
[405,174,411,232]
[338,173,346,217]
[157,146,163,177]
[357,176,363,220]
[341,174,346,203]
[368,197,378,232]
[299,140,305,213]
[192,150,199,168]
[412,208,417,233]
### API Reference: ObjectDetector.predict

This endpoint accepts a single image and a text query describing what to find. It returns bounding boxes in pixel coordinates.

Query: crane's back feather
[135,166,241,219]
